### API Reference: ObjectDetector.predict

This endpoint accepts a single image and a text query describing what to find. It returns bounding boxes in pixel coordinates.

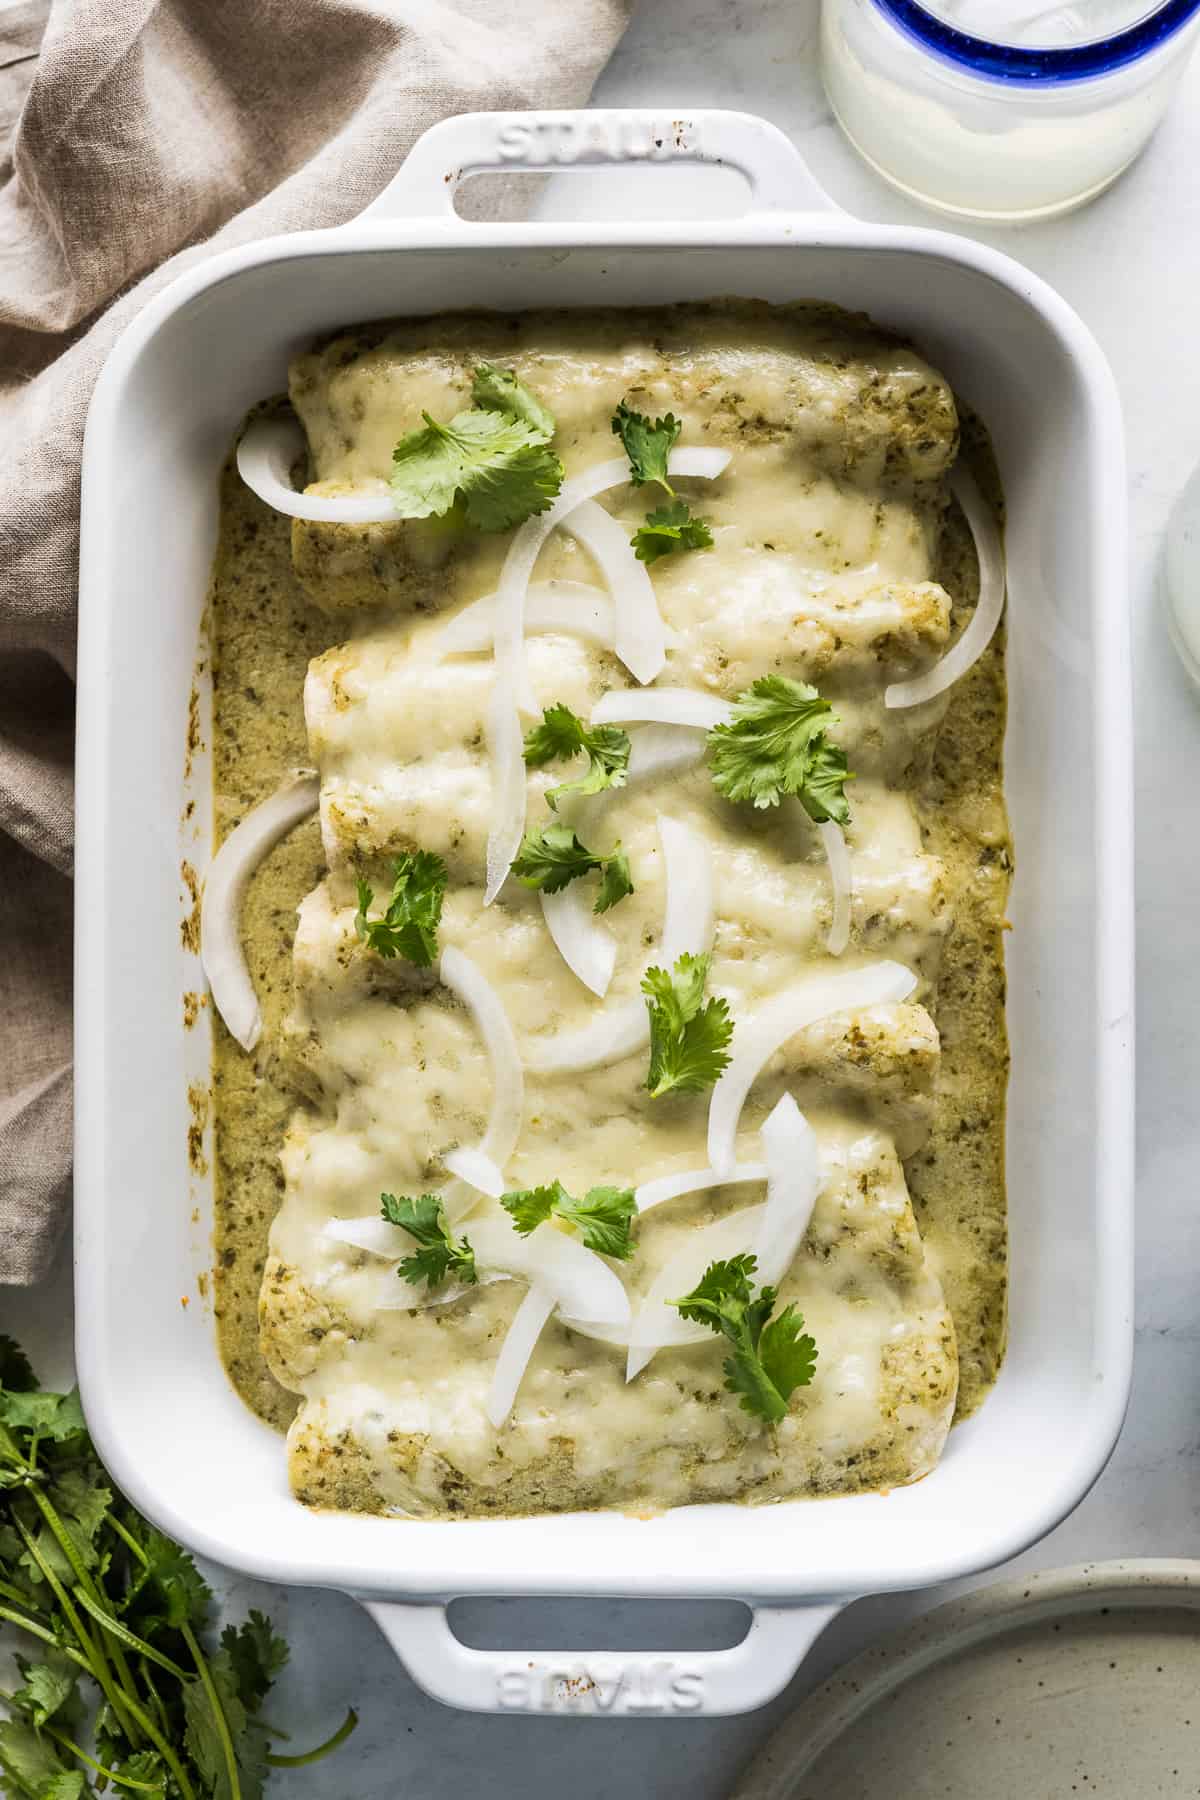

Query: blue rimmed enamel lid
[872,0,1200,80]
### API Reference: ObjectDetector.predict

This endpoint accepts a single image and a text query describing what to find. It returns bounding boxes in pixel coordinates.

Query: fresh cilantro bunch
[610,402,715,565]
[380,1193,476,1289]
[522,703,631,811]
[707,675,853,824]
[510,824,633,915]
[501,1181,636,1260]
[0,1337,355,1800]
[670,1255,817,1423]
[641,951,733,1099]
[354,850,447,967]
[390,362,564,532]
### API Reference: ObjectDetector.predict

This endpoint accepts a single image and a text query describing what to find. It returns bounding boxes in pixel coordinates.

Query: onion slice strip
[707,960,917,1177]
[438,580,615,656]
[818,820,852,957]
[562,499,665,684]
[753,1093,824,1284]
[486,1281,557,1427]
[442,1146,506,1198]
[237,417,394,524]
[200,774,318,1051]
[524,814,714,1075]
[885,466,1006,709]
[591,688,732,732]
[485,448,730,904]
[635,1162,768,1215]
[541,884,617,998]
[469,1218,632,1327]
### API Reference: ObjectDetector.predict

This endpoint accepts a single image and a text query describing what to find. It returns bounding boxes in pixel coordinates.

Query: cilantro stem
[71,1580,190,1679]
[0,1597,91,1667]
[181,1618,242,1800]
[266,1706,359,1767]
[140,1654,173,1737]
[32,1483,143,1697]
[12,1511,145,1750]
[43,1723,165,1792]
[109,1510,152,1566]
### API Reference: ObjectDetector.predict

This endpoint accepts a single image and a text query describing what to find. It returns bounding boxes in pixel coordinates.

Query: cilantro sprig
[611,401,715,566]
[522,703,631,810]
[707,675,853,824]
[632,498,714,566]
[380,1194,477,1289]
[354,850,447,968]
[0,1337,356,1800]
[669,1255,817,1423]
[641,951,733,1098]
[511,824,633,915]
[390,363,563,532]
[501,1181,637,1260]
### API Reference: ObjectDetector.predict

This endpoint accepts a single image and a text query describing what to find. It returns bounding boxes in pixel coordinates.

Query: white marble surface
[10,0,1200,1790]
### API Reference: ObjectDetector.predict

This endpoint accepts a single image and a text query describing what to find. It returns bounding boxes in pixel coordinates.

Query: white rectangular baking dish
[75,108,1134,1717]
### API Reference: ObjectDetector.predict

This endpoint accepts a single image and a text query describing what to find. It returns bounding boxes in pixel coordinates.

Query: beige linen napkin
[0,0,630,1285]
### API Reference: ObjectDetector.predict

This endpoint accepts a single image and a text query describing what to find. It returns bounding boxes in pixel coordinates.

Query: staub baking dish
[75,109,1134,1717]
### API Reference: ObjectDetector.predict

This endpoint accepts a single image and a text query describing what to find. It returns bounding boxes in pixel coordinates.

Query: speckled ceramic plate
[734,1562,1200,1799]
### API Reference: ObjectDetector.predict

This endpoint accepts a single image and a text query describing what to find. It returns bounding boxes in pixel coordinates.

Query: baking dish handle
[361,1598,842,1716]
[357,108,838,223]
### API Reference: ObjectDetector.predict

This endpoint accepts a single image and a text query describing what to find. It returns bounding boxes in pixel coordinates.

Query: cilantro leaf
[522,703,630,809]
[641,951,733,1098]
[632,497,714,566]
[611,403,680,489]
[511,824,633,914]
[501,1180,636,1260]
[594,847,633,914]
[391,367,563,532]
[0,1388,86,1446]
[11,1653,79,1728]
[354,851,447,968]
[670,1255,817,1423]
[707,675,853,824]
[0,1718,75,1796]
[138,1526,213,1632]
[381,1193,476,1289]
[472,363,556,440]
[182,1649,267,1800]
[220,1610,289,1714]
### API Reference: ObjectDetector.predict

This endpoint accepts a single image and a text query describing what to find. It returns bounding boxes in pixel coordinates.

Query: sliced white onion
[591,688,732,732]
[485,448,730,904]
[438,580,615,656]
[626,1204,765,1378]
[442,1146,506,1198]
[635,1162,769,1215]
[437,950,524,1223]
[541,884,617,998]
[818,820,852,957]
[200,774,318,1051]
[885,466,1006,709]
[237,417,394,524]
[468,1218,631,1327]
[486,1280,557,1427]
[627,723,708,784]
[322,1216,411,1258]
[524,814,714,1075]
[562,499,665,685]
[753,1093,824,1284]
[707,960,917,1177]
